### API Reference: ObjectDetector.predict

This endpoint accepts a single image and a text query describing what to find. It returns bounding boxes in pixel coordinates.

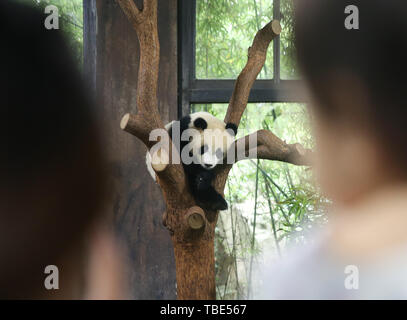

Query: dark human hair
[294,0,407,172]
[0,1,106,298]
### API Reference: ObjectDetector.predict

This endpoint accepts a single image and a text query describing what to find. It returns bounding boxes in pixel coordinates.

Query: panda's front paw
[208,193,228,211]
[213,197,228,211]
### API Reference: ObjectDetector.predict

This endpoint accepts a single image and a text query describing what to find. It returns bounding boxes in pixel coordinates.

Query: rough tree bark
[116,0,312,299]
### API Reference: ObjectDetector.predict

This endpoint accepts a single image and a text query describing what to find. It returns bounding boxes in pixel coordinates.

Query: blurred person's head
[0,1,123,298]
[295,1,407,205]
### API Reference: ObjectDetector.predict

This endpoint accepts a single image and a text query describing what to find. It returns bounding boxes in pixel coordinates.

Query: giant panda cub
[146,112,238,211]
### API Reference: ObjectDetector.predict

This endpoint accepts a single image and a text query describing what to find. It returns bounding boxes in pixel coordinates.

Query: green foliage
[196,0,273,79]
[18,0,83,67]
[280,0,298,79]
[196,0,299,79]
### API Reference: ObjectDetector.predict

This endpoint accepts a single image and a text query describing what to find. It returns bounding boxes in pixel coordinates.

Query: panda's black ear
[193,117,208,130]
[226,123,238,136]
[180,115,192,132]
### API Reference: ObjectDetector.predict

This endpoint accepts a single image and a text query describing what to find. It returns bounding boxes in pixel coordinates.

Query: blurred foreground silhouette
[0,1,127,299]
[257,0,407,299]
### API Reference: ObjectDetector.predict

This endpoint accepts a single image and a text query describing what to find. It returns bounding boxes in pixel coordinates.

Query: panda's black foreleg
[194,187,228,211]
[191,172,228,211]
[193,171,213,192]
[203,187,228,211]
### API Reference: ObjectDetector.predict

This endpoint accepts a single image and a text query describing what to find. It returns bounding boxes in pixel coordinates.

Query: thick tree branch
[117,0,186,194]
[120,113,154,147]
[215,20,312,191]
[116,0,161,127]
[143,0,157,16]
[214,130,312,192]
[233,129,312,166]
[224,20,281,127]
[215,20,281,190]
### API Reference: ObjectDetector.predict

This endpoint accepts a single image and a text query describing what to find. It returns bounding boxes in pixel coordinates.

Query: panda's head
[187,128,234,170]
[184,112,237,170]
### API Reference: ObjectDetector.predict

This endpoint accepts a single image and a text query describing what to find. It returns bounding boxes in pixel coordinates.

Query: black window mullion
[190,79,306,103]
[273,0,281,83]
[178,0,196,117]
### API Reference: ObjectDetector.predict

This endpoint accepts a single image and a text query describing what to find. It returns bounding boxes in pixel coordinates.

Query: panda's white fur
[145,152,156,180]
[188,112,228,131]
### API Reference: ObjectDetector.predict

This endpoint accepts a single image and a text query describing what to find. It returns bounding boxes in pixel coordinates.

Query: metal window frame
[178,0,305,118]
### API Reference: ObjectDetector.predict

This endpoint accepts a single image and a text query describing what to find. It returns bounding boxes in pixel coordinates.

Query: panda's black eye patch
[200,145,208,155]
[189,150,193,157]
[194,118,208,130]
[216,148,224,159]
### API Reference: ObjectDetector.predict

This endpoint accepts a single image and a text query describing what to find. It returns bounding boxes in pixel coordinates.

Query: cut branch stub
[150,148,169,173]
[120,113,156,148]
[270,20,282,38]
[185,206,205,230]
[121,112,186,194]
[176,206,207,243]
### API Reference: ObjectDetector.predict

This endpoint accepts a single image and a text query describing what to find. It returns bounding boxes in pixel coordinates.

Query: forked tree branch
[216,20,312,190]
[116,0,157,25]
[116,0,141,25]
[232,129,312,166]
[117,0,186,194]
[224,20,281,127]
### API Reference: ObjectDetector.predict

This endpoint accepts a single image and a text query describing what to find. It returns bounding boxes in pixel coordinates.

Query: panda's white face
[189,128,234,170]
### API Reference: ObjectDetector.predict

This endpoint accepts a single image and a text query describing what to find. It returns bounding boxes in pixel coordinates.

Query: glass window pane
[192,103,322,299]
[280,0,300,79]
[196,0,274,79]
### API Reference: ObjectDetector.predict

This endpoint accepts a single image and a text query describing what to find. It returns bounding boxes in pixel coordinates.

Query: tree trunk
[174,239,216,300]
